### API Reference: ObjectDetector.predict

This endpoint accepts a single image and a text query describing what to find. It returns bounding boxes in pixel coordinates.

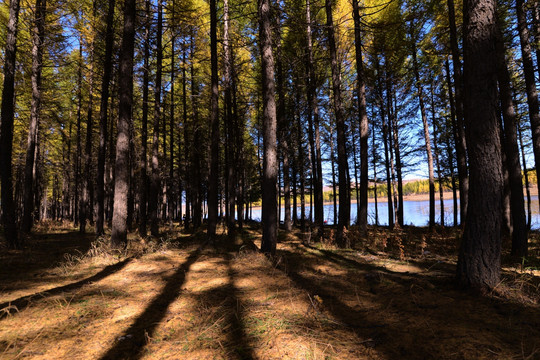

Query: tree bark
[232,53,244,229]
[74,43,83,226]
[137,0,149,237]
[352,124,360,225]
[0,0,21,248]
[182,38,191,229]
[127,113,135,230]
[190,28,202,229]
[223,0,236,235]
[385,73,400,228]
[430,83,445,226]
[445,58,459,227]
[295,90,306,233]
[533,4,540,83]
[448,0,469,225]
[96,0,116,236]
[456,0,503,290]
[331,135,338,226]
[376,59,394,229]
[496,24,528,257]
[305,0,324,238]
[62,122,73,220]
[149,0,163,237]
[169,0,177,226]
[411,36,435,229]
[207,0,220,240]
[516,0,540,217]
[372,123,379,226]
[518,124,532,230]
[22,0,46,234]
[110,0,136,248]
[81,20,96,233]
[276,28,291,232]
[352,0,369,237]
[499,117,512,237]
[389,83,403,227]
[259,0,278,255]
[325,0,350,246]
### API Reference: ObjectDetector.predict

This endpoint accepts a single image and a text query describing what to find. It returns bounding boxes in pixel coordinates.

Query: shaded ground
[1,222,539,359]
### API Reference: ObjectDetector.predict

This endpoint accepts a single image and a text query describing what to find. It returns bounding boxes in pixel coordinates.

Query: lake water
[249,196,540,229]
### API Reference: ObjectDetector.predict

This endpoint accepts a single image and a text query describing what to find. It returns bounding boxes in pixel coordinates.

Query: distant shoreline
[362,186,537,203]
[369,191,457,203]
[262,186,539,209]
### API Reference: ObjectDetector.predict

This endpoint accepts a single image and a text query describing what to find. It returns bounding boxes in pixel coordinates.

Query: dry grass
[0,223,539,359]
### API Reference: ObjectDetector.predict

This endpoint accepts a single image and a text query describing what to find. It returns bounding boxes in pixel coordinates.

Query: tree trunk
[518,124,532,230]
[149,0,163,237]
[377,62,394,229]
[445,58,459,227]
[259,0,278,255]
[331,137,338,226]
[430,85,445,226]
[496,25,528,257]
[388,81,403,227]
[292,165,298,225]
[127,114,135,230]
[305,0,324,238]
[352,0,369,237]
[385,73,399,228]
[62,122,73,220]
[0,0,21,248]
[81,26,96,233]
[516,0,540,216]
[533,4,540,83]
[352,125,360,224]
[137,0,149,237]
[182,38,191,229]
[106,92,116,225]
[207,0,220,240]
[22,0,46,234]
[411,36,435,229]
[295,92,306,233]
[372,123,379,226]
[276,30,291,232]
[223,0,236,235]
[456,0,503,290]
[388,113,399,229]
[110,0,136,248]
[190,28,202,229]
[74,43,83,226]
[448,0,469,225]
[499,118,512,237]
[169,2,177,226]
[232,54,244,229]
[96,0,116,236]
[325,0,350,246]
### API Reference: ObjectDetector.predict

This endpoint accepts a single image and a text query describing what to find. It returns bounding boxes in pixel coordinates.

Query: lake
[249,196,540,229]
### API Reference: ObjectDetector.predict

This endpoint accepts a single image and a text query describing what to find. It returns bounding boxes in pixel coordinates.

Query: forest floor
[1,222,540,360]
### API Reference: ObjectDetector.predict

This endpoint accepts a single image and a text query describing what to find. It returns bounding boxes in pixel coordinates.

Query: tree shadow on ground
[186,251,257,359]
[0,257,133,319]
[300,243,446,282]
[275,240,540,359]
[99,245,204,360]
[223,252,256,359]
[0,231,95,291]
